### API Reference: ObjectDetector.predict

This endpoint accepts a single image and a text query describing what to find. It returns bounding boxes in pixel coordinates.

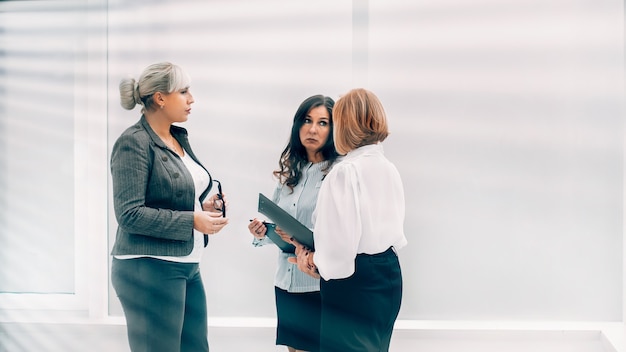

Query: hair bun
[119,77,139,110]
[132,80,142,106]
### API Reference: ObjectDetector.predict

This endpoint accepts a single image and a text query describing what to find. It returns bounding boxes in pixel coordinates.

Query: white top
[169,149,211,262]
[312,144,407,280]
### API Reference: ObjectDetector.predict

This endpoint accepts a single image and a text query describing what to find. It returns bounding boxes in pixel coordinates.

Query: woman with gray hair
[110,62,228,352]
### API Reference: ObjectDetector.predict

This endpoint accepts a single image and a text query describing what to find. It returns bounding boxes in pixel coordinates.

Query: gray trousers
[111,257,209,352]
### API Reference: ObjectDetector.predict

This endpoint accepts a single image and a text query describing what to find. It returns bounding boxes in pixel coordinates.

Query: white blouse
[312,144,407,280]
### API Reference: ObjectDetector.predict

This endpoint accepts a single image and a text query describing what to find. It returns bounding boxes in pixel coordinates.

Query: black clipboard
[258,193,315,249]
[261,222,296,253]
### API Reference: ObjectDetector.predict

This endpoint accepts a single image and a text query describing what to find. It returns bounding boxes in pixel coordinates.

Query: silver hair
[119,62,191,113]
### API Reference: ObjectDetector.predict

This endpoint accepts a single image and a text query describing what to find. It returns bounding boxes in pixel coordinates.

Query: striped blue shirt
[253,160,334,293]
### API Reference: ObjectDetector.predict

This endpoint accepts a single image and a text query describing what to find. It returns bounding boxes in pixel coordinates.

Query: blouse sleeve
[312,163,362,279]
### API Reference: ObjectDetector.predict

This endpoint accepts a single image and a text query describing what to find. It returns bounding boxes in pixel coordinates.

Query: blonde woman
[110,62,228,352]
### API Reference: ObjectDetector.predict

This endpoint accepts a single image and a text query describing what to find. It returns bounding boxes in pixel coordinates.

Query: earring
[160,105,164,109]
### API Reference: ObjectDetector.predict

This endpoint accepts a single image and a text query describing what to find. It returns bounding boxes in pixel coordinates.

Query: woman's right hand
[287,242,320,279]
[248,218,267,239]
[194,211,229,235]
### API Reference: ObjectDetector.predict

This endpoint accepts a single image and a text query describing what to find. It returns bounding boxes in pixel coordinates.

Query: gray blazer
[110,115,211,256]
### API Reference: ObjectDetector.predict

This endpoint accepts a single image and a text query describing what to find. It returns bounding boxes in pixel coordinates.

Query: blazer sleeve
[111,132,194,242]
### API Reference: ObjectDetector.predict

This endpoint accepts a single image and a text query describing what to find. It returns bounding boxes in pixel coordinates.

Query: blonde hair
[119,62,191,113]
[332,88,389,155]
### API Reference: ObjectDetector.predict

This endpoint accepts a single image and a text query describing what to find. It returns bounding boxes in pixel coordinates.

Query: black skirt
[319,247,402,352]
[275,286,322,352]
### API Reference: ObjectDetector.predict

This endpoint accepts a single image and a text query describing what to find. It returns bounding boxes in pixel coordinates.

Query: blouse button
[162,156,168,162]
[173,173,180,178]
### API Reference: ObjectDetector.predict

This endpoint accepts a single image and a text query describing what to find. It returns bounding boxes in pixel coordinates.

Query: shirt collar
[345,143,384,160]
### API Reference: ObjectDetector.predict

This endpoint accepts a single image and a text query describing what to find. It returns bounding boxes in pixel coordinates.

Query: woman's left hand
[202,193,227,213]
[288,242,320,279]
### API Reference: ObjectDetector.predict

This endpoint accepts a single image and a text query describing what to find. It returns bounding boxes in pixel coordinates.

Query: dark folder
[257,193,315,250]
[260,222,296,253]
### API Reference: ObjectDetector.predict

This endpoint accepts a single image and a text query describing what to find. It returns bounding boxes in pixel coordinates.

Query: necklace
[163,136,182,155]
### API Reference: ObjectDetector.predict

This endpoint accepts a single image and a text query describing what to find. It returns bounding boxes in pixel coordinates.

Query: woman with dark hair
[290,88,407,352]
[248,94,340,352]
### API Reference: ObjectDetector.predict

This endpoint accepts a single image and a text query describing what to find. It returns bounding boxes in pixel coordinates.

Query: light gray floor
[0,323,611,352]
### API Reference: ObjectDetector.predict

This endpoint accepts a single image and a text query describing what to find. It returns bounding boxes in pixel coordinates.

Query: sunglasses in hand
[212,179,226,217]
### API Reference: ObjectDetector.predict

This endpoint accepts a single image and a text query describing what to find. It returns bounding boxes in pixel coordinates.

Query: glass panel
[0,2,78,293]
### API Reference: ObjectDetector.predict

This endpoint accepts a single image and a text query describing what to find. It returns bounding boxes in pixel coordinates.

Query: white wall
[0,0,622,324]
[107,0,624,321]
[367,0,624,320]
